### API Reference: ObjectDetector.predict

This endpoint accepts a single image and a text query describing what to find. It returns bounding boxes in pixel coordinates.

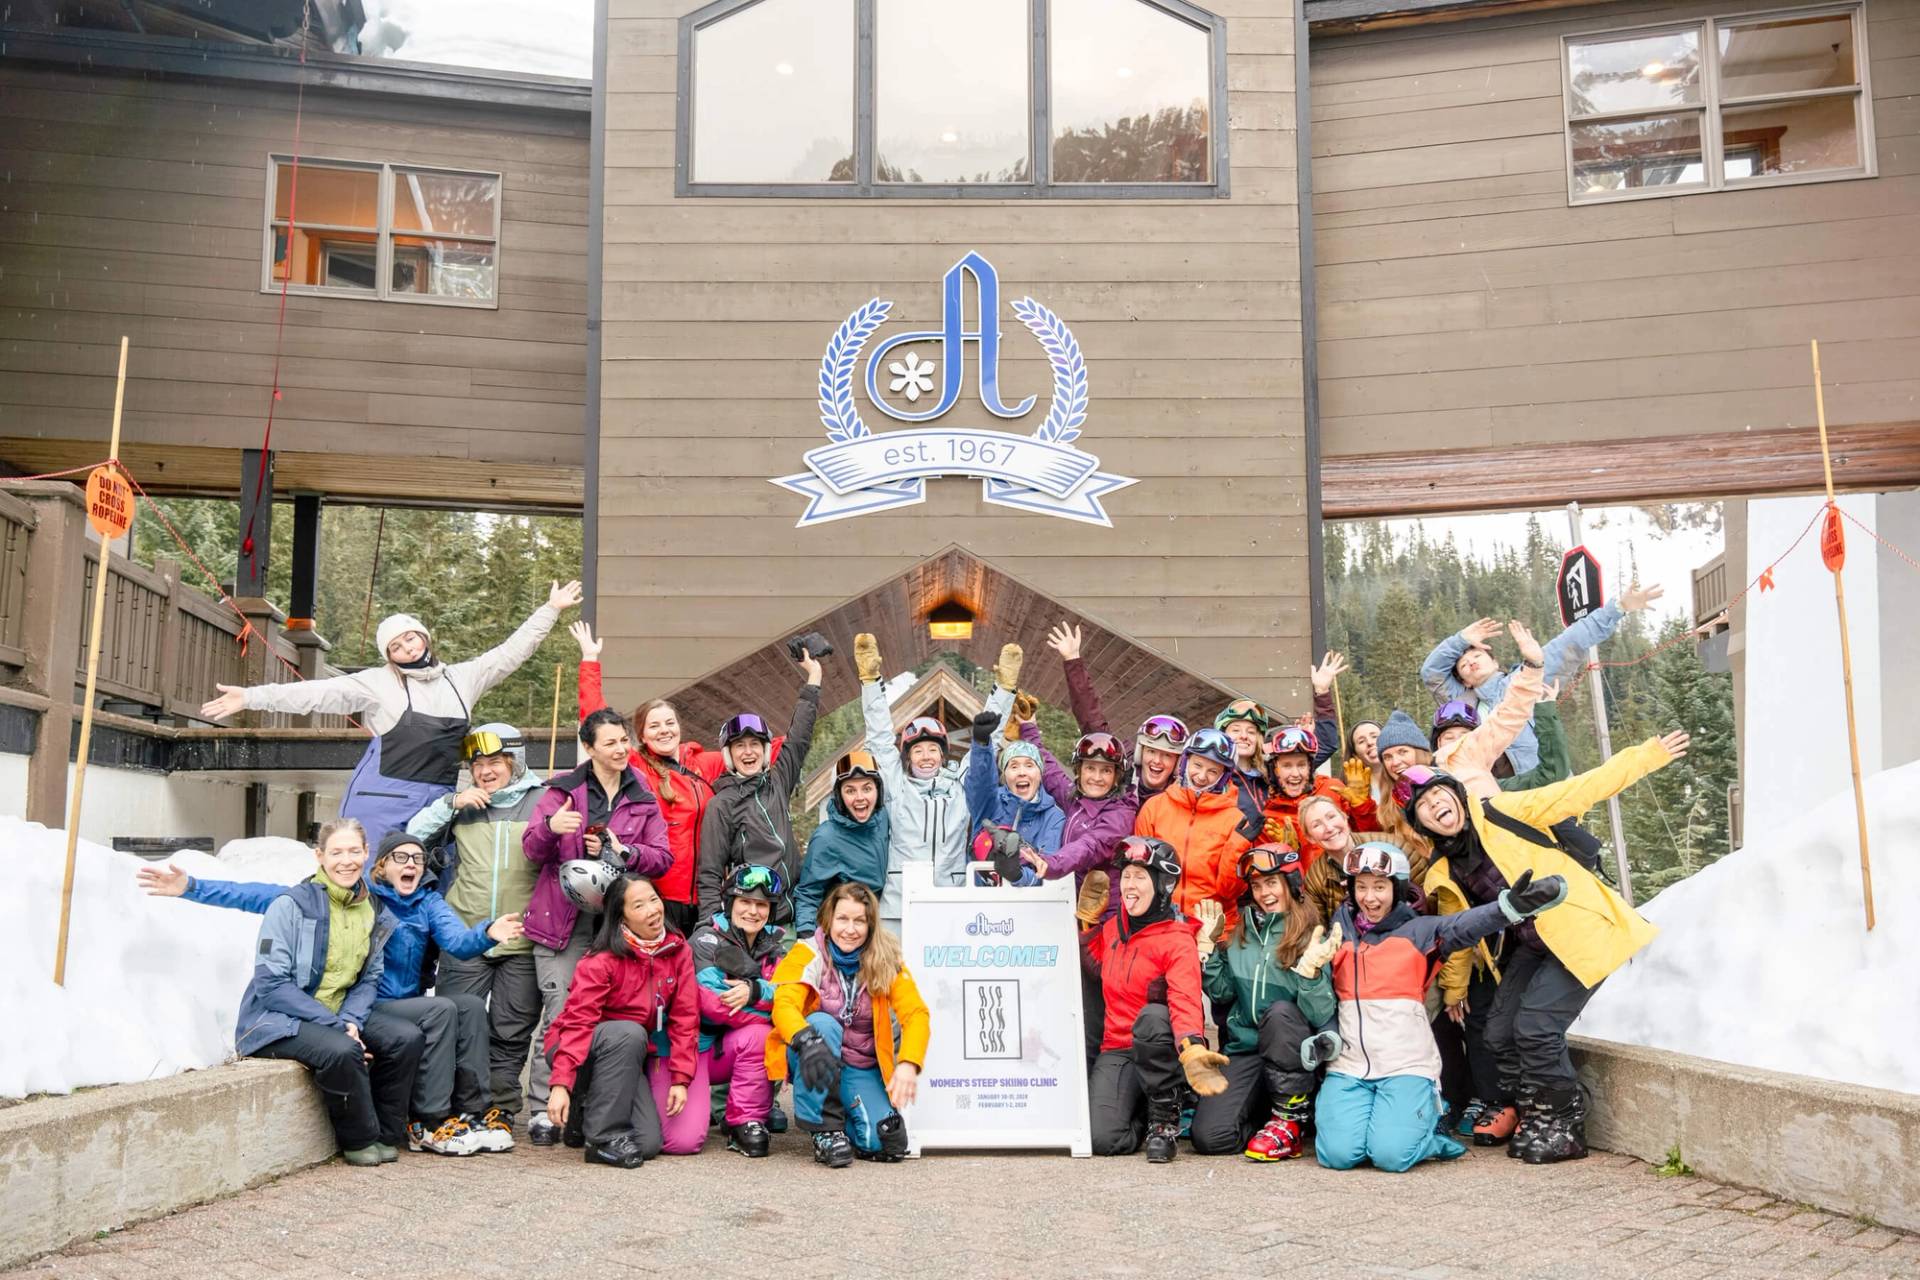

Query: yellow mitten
[1180,1042,1231,1097]
[994,642,1024,691]
[853,633,883,683]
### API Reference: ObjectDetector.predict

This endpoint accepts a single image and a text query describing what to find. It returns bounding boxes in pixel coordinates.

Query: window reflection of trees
[1053,105,1210,183]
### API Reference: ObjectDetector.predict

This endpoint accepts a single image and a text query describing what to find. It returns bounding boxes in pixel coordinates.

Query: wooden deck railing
[1692,552,1730,630]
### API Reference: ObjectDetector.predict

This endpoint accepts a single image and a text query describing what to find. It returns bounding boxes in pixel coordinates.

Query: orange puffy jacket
[1132,784,1256,927]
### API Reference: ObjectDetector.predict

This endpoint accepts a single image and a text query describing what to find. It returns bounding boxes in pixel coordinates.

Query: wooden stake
[547,660,564,774]
[55,337,129,986]
[1811,339,1875,931]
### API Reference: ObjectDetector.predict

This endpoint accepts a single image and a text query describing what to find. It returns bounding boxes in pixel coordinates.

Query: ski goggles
[1392,764,1440,809]
[1432,699,1480,731]
[1342,841,1407,879]
[837,749,882,780]
[1135,715,1190,748]
[719,713,771,744]
[1265,725,1318,757]
[1214,699,1272,733]
[1073,732,1127,765]
[1113,835,1164,868]
[727,864,786,899]
[900,716,948,748]
[1238,844,1304,881]
[462,729,522,760]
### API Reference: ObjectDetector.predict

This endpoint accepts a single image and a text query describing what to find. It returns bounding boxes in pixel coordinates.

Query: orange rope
[0,460,115,483]
[1837,505,1920,576]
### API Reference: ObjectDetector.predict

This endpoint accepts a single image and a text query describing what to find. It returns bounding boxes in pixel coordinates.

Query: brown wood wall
[1309,0,1920,458]
[598,0,1312,716]
[0,63,590,486]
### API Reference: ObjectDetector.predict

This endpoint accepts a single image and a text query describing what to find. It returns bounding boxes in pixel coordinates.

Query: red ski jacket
[1081,914,1207,1053]
[543,932,700,1090]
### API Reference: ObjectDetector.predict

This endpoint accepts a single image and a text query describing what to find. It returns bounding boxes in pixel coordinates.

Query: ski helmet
[1399,766,1469,836]
[560,859,621,912]
[1111,834,1181,899]
[1134,714,1190,760]
[724,862,785,908]
[1070,731,1131,792]
[1264,723,1319,761]
[1431,699,1480,738]
[1213,698,1271,736]
[1238,842,1307,899]
[463,722,527,778]
[1181,728,1237,791]
[898,716,949,756]
[1341,840,1411,882]
[833,749,886,810]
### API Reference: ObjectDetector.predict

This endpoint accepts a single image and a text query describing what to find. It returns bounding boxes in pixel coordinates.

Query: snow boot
[1455,1097,1487,1138]
[583,1134,648,1169]
[528,1111,559,1147]
[812,1130,855,1169]
[1474,1102,1519,1146]
[856,1114,910,1163]
[1144,1091,1181,1164]
[1522,1087,1589,1165]
[727,1121,771,1158]
[342,1145,384,1167]
[1244,1091,1311,1162]
[373,1142,399,1163]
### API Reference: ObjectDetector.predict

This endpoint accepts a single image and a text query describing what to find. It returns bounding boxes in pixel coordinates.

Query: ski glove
[1192,900,1225,958]
[1498,869,1569,922]
[971,710,1002,745]
[790,1027,843,1093]
[1291,922,1342,979]
[1301,1029,1343,1071]
[1075,871,1110,927]
[993,643,1024,692]
[853,633,883,684]
[1179,1041,1231,1097]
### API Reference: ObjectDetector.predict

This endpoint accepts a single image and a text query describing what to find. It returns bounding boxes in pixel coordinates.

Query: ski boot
[727,1120,771,1158]
[767,1099,790,1134]
[409,1116,483,1156]
[583,1134,648,1169]
[812,1129,855,1169]
[1244,1091,1311,1162]
[1143,1091,1181,1164]
[467,1109,516,1152]
[1521,1087,1589,1165]
[1454,1097,1487,1138]
[528,1111,559,1147]
[1473,1101,1519,1146]
[856,1114,911,1163]
[1507,1088,1543,1158]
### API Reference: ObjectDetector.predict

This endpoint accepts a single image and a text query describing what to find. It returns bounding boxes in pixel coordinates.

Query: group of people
[164,573,1681,1174]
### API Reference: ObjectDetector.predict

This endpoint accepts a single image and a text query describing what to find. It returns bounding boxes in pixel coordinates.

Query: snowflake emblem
[887,351,937,402]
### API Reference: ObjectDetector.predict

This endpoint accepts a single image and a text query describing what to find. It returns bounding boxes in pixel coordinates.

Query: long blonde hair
[817,881,903,993]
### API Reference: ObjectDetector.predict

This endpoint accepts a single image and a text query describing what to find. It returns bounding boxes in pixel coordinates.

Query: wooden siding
[599,0,1311,715]
[0,62,590,496]
[1309,0,1920,458]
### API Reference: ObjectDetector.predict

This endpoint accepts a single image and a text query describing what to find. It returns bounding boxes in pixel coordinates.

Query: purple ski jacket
[522,762,672,950]
[1019,721,1140,884]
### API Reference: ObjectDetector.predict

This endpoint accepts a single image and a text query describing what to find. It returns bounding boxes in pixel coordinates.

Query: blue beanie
[999,739,1042,776]
[1376,709,1431,755]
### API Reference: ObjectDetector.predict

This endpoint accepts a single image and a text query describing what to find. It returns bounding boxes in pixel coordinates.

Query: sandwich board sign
[898,860,1092,1157]
[1558,544,1605,627]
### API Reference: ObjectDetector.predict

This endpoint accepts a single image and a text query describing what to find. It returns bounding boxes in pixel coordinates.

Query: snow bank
[1,819,314,1100]
[1575,762,1920,1095]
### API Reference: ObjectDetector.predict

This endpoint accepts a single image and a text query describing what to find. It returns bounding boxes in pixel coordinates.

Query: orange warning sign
[85,465,134,539]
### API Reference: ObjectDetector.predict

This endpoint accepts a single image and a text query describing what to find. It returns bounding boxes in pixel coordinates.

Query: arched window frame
[675,0,1229,198]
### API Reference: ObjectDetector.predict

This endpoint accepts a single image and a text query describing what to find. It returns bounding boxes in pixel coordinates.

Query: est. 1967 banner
[898,861,1092,1157]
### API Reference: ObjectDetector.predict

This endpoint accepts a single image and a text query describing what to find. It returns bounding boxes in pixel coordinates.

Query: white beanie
[375,613,431,660]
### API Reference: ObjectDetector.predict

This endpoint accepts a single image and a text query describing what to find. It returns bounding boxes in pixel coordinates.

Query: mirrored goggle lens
[1139,716,1189,744]
[1077,733,1123,759]
[1342,845,1399,877]
[463,730,507,759]
[905,717,945,737]
[1269,726,1314,753]
[724,714,769,739]
[733,864,784,895]
[1115,838,1157,865]
[1436,701,1475,723]
[1241,848,1296,876]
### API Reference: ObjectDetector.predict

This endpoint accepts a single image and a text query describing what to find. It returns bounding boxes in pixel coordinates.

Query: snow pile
[1575,762,1920,1095]
[1,819,314,1100]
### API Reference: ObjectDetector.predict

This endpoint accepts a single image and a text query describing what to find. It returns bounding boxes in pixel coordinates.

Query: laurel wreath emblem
[818,294,1089,446]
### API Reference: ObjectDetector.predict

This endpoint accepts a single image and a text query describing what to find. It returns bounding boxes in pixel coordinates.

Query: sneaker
[409,1117,484,1156]
[767,1100,789,1134]
[1455,1098,1488,1138]
[1243,1114,1307,1162]
[1473,1104,1519,1146]
[528,1112,559,1147]
[812,1130,855,1169]
[342,1145,384,1167]
[467,1109,516,1152]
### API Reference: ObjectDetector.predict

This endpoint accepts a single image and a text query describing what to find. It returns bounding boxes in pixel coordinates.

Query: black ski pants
[1483,947,1596,1099]
[562,1020,665,1155]
[434,950,541,1114]
[253,1014,420,1152]
[1190,1000,1316,1155]
[1088,1005,1181,1156]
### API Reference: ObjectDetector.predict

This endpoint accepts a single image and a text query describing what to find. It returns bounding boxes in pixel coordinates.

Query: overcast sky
[360,0,593,78]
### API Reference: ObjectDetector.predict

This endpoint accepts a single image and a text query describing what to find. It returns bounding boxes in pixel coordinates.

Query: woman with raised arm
[1046,621,1185,806]
[198,582,582,843]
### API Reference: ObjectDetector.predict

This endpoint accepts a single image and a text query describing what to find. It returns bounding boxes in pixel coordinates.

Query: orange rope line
[0,460,115,483]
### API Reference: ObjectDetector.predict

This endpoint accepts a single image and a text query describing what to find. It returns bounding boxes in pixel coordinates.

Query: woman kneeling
[544,876,699,1169]
[768,882,927,1167]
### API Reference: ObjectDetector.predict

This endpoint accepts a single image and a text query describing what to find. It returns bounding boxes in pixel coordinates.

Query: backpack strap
[1479,797,1561,851]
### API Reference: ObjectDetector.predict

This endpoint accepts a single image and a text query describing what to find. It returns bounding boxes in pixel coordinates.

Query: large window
[1563,4,1874,204]
[678,0,1226,197]
[263,158,502,305]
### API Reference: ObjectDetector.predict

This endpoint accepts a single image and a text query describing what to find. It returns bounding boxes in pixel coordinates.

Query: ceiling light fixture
[927,600,974,641]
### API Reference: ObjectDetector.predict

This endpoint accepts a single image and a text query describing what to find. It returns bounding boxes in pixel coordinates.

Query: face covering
[395,650,435,670]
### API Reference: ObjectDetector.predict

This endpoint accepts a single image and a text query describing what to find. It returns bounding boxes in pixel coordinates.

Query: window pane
[876,0,1029,184]
[1723,97,1860,179]
[1051,0,1211,182]
[274,163,379,228]
[691,0,854,183]
[273,227,378,290]
[1570,113,1705,196]
[1567,28,1701,116]
[393,170,498,238]
[392,236,498,301]
[1718,13,1857,99]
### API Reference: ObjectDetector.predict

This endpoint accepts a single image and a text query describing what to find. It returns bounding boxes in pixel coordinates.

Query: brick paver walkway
[11,1137,1917,1279]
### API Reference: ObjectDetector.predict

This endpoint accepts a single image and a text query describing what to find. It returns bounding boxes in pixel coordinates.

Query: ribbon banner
[772,251,1136,528]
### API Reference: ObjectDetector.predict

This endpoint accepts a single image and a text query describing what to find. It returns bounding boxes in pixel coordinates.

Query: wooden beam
[1305,0,1613,34]
[1,439,582,511]
[1321,423,1920,518]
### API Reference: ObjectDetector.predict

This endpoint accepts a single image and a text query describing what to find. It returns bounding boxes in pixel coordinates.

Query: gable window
[264,158,502,305]
[1563,4,1873,204]
[678,0,1227,197]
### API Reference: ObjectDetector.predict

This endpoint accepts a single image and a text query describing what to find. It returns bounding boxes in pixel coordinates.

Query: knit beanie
[999,739,1042,777]
[375,613,430,659]
[1376,709,1431,755]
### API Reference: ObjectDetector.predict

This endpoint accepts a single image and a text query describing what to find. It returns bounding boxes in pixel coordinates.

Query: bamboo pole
[547,660,564,774]
[1810,339,1875,931]
[55,337,130,986]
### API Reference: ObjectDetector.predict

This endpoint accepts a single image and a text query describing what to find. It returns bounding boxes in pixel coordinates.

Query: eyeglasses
[462,729,520,760]
[383,848,426,866]
[1137,715,1189,745]
[1342,843,1403,878]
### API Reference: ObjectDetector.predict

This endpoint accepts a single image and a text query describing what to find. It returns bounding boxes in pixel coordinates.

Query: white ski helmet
[560,859,621,912]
